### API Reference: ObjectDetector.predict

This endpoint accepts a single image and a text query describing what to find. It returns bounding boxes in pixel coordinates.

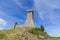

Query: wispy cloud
[13,0,31,9]
[34,0,60,37]
[13,0,25,9]
[0,11,25,28]
[0,26,4,30]
[34,0,60,24]
[0,18,7,26]
[0,18,7,30]
[46,25,60,37]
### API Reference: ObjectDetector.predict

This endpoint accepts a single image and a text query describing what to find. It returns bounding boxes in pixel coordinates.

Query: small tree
[40,25,44,32]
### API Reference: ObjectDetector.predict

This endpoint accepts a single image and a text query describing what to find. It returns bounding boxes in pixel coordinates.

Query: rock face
[13,9,35,28]
[21,31,30,40]
[39,35,45,39]
[21,31,39,40]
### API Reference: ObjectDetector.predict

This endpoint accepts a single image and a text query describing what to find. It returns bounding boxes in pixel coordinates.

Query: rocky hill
[0,27,60,40]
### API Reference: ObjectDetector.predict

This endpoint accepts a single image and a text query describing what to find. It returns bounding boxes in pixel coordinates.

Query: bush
[28,28,41,35]
[40,25,44,32]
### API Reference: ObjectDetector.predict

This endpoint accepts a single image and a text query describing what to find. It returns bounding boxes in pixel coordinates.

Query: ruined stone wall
[13,9,35,28]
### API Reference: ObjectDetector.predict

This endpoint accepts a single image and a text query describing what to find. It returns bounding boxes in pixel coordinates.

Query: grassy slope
[0,27,60,40]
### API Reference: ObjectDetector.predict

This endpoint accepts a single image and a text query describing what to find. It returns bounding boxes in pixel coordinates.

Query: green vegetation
[0,27,60,40]
[0,31,7,39]
[28,28,40,35]
[40,25,44,32]
[28,28,49,38]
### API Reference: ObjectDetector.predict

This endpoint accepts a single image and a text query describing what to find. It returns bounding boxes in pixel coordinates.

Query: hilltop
[0,27,60,40]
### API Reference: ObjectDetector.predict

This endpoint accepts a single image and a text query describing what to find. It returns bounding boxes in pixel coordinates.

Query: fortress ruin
[13,9,35,28]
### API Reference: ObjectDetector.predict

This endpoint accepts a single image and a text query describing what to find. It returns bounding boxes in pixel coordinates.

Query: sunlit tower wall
[24,9,35,27]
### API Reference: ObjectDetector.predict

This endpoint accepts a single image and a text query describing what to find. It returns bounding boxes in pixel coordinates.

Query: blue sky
[0,0,60,37]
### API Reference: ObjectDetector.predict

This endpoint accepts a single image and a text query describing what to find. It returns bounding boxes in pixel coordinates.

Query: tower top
[27,9,34,15]
[27,9,33,12]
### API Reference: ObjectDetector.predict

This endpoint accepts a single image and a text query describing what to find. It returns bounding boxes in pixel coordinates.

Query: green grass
[0,27,60,40]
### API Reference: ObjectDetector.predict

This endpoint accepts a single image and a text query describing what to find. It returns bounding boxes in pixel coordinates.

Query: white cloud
[46,25,60,37]
[0,18,7,30]
[0,26,4,30]
[0,18,7,26]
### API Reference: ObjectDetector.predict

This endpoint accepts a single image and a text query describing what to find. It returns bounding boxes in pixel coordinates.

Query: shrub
[28,28,41,35]
[40,25,44,32]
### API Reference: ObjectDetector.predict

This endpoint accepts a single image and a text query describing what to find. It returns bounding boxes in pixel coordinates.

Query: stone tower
[24,9,35,27]
[13,9,35,28]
